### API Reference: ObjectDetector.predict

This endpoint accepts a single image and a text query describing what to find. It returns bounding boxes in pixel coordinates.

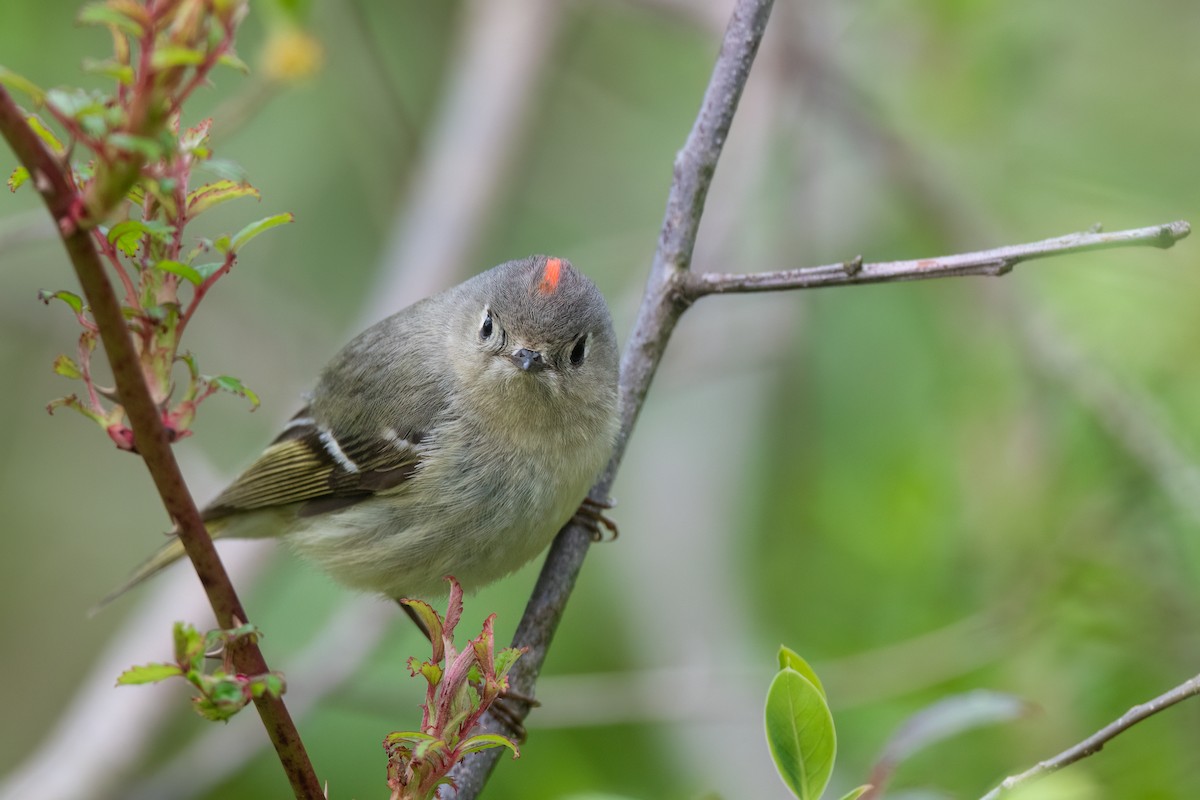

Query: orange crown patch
[537,257,564,294]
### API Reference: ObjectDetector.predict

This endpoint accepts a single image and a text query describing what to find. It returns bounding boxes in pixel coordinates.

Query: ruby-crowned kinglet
[101,255,619,606]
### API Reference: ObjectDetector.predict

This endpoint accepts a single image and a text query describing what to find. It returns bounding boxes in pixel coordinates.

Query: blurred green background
[2,0,1199,798]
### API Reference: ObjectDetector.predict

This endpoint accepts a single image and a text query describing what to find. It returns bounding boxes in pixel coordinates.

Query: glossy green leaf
[778,645,826,700]
[0,66,45,106]
[765,668,836,800]
[155,259,202,285]
[116,662,183,685]
[227,212,293,253]
[8,166,29,192]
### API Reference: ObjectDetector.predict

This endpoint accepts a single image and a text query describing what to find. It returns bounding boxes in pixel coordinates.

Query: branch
[682,221,1190,297]
[444,0,777,795]
[0,86,323,800]
[980,673,1200,799]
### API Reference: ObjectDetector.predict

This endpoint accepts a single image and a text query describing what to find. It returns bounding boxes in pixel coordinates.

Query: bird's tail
[90,522,226,616]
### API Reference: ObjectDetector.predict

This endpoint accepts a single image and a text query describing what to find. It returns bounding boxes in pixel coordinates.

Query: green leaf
[192,261,225,281]
[45,87,106,119]
[83,58,135,85]
[107,219,174,256]
[197,158,248,182]
[173,622,206,667]
[0,66,45,106]
[25,115,64,154]
[108,132,166,160]
[8,166,29,192]
[186,180,260,216]
[778,645,826,700]
[116,662,184,685]
[52,354,83,379]
[155,259,202,285]
[459,733,521,758]
[151,45,207,70]
[38,289,84,315]
[217,52,251,75]
[77,2,146,36]
[208,375,260,409]
[226,212,294,253]
[765,668,836,800]
[837,787,872,800]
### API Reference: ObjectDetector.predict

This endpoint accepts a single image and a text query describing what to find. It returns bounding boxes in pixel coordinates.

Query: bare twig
[980,673,1200,799]
[0,86,323,799]
[681,221,1190,297]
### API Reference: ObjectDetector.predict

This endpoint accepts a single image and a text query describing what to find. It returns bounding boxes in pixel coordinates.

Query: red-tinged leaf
[0,66,45,106]
[8,167,30,192]
[187,180,260,216]
[401,599,444,662]
[116,662,183,685]
[228,212,293,253]
[180,118,212,152]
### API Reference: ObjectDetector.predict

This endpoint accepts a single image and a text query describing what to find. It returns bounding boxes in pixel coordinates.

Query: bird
[98,255,620,610]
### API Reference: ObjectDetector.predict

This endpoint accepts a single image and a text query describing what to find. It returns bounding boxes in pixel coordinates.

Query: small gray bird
[101,255,620,607]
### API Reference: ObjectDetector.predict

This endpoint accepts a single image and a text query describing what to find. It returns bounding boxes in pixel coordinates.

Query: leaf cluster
[117,621,285,722]
[385,578,524,800]
[2,0,291,450]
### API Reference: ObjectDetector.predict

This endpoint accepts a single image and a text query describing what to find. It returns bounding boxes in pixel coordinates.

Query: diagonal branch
[0,86,323,800]
[682,221,1190,297]
[980,672,1200,799]
[445,0,778,795]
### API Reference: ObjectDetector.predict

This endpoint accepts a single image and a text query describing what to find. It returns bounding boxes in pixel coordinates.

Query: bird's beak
[510,347,546,372]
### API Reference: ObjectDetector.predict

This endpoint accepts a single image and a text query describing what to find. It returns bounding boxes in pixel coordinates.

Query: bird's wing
[201,411,427,521]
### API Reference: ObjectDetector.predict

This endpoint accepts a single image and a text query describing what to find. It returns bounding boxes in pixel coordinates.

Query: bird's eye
[569,335,587,366]
[480,311,494,341]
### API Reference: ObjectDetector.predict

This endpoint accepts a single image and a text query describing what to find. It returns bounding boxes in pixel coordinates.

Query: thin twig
[980,673,1200,799]
[444,0,778,795]
[682,221,1191,297]
[0,85,324,799]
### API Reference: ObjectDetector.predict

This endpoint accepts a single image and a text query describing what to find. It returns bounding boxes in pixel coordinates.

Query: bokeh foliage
[2,1,1199,798]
